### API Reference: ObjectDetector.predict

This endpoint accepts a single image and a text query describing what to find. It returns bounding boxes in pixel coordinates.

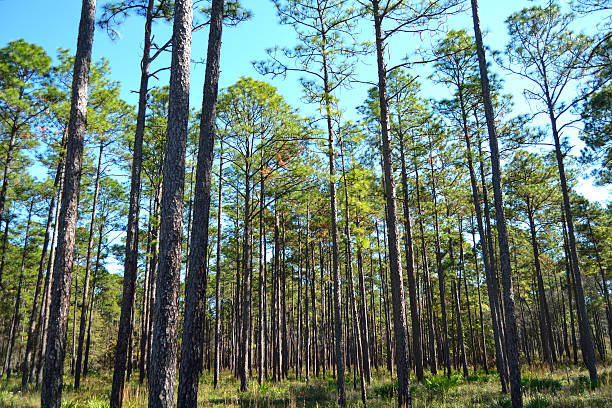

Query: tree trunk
[110,0,154,402]
[148,0,193,406]
[4,198,34,378]
[177,0,223,403]
[75,141,104,389]
[429,146,451,379]
[214,140,224,389]
[372,1,411,405]
[398,126,424,382]
[471,1,523,405]
[21,135,66,391]
[41,0,96,405]
[526,203,555,371]
[84,220,104,377]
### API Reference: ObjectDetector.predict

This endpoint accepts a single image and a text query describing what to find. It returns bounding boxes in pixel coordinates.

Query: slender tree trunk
[372,1,411,405]
[471,215,488,372]
[21,136,66,391]
[318,28,346,404]
[75,141,104,389]
[214,140,224,389]
[239,154,252,392]
[526,203,555,371]
[411,141,437,375]
[429,147,451,379]
[0,125,19,283]
[148,0,193,406]
[110,0,154,402]
[398,127,424,382]
[339,139,367,405]
[471,1,523,405]
[356,217,371,384]
[177,0,223,402]
[586,216,612,351]
[84,220,104,377]
[4,198,34,378]
[36,166,64,386]
[546,85,597,383]
[41,0,96,405]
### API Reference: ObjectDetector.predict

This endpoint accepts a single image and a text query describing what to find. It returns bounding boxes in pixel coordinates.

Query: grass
[1,364,612,407]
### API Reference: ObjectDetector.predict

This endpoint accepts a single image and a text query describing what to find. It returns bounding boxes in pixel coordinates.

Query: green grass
[1,365,612,407]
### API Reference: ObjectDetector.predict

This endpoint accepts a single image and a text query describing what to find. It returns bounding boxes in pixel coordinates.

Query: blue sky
[0,0,609,200]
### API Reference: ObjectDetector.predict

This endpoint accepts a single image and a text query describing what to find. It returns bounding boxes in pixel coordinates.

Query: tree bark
[75,141,104,389]
[398,127,424,382]
[21,135,66,391]
[471,1,523,405]
[177,0,223,404]
[41,0,96,405]
[110,0,154,402]
[148,0,193,406]
[372,1,411,405]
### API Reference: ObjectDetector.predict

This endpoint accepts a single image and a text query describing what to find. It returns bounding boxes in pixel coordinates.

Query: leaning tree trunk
[41,0,96,406]
[148,0,193,406]
[372,1,411,406]
[178,0,223,404]
[471,0,523,405]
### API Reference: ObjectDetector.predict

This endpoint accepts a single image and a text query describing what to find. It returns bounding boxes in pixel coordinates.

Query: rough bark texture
[148,0,192,406]
[470,1,523,406]
[177,0,222,404]
[109,1,155,406]
[40,0,96,406]
[372,1,411,406]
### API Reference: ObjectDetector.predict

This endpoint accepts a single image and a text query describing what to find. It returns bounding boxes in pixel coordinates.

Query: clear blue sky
[0,0,610,205]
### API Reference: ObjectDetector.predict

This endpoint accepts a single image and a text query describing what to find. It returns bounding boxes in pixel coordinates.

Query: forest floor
[1,364,612,407]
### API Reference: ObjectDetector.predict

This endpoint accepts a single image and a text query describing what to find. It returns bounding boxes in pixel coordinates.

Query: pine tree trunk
[35,166,64,386]
[526,204,555,371]
[214,140,224,389]
[148,0,193,406]
[84,220,104,377]
[471,1,523,405]
[41,1,96,405]
[110,0,154,402]
[177,0,223,403]
[75,141,104,389]
[4,198,34,378]
[429,147,451,379]
[398,126,424,382]
[372,1,411,405]
[21,135,66,391]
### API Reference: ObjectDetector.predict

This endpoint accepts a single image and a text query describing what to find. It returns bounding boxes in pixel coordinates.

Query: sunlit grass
[1,364,611,407]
